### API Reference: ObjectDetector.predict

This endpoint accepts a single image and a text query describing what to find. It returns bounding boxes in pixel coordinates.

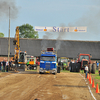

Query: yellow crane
[13,26,20,63]
[13,27,27,71]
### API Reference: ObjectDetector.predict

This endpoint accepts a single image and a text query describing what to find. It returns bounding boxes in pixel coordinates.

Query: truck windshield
[41,56,55,61]
[80,55,89,61]
[27,57,34,62]
[61,59,67,63]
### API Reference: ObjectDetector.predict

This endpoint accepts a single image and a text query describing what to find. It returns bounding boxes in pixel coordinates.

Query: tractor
[70,53,96,74]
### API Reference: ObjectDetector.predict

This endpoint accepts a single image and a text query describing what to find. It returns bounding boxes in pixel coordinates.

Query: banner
[35,26,87,32]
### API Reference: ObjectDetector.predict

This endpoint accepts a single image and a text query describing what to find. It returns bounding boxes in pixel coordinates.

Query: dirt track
[0,72,97,100]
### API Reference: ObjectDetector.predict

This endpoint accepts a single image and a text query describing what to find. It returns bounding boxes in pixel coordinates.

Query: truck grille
[45,63,51,70]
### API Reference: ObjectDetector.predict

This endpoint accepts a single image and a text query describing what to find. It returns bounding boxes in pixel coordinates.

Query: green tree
[0,32,4,37]
[19,24,39,38]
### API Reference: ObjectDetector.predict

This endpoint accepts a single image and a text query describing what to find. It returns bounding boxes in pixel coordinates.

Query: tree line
[0,24,38,39]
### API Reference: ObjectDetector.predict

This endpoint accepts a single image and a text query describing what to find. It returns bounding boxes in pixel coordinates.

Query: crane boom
[13,26,20,63]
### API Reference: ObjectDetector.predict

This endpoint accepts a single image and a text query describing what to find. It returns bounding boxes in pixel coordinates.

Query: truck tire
[89,64,92,73]
[92,63,96,74]
[76,63,80,72]
[70,62,72,72]
[71,64,74,72]
[57,66,60,73]
[72,63,76,72]
[53,72,57,75]
[70,66,72,72]
[39,72,41,74]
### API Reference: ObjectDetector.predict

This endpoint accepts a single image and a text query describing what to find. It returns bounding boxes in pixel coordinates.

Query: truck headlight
[40,61,44,63]
[40,68,43,70]
[52,62,56,64]
[53,68,56,70]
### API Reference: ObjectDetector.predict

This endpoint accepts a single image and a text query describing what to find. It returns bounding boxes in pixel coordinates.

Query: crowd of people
[0,60,12,72]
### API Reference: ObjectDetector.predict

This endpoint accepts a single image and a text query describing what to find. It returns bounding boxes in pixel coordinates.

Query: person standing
[6,61,9,72]
[97,61,99,70]
[2,60,6,72]
[9,60,12,71]
[85,64,88,78]
[0,60,2,71]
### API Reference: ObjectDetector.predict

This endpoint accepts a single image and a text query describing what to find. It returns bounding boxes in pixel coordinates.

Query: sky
[0,0,100,41]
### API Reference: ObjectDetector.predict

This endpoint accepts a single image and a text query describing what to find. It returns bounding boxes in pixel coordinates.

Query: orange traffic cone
[92,79,95,88]
[96,84,99,93]
[89,75,92,84]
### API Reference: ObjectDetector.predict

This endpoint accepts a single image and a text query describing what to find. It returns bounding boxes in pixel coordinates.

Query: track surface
[0,72,94,100]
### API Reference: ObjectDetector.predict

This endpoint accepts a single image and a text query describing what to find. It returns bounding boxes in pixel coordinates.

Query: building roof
[0,37,100,59]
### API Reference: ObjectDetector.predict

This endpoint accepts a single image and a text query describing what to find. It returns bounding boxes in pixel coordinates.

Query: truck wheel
[53,72,57,75]
[76,65,80,72]
[39,72,41,74]
[70,66,72,72]
[72,64,74,72]
[78,63,80,72]
[76,63,80,72]
[92,63,96,74]
[76,66,79,72]
[70,62,72,72]
[89,64,92,73]
[72,63,76,72]
[57,66,60,73]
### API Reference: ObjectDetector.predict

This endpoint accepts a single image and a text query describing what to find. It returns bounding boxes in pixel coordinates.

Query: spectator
[1,60,3,71]
[85,64,88,78]
[2,60,6,72]
[6,61,9,72]
[0,60,1,71]
[97,61,99,70]
[9,60,12,70]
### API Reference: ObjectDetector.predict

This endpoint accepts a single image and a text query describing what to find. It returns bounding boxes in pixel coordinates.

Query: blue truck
[39,48,58,74]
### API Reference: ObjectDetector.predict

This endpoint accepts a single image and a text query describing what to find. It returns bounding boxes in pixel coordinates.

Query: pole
[8,7,10,64]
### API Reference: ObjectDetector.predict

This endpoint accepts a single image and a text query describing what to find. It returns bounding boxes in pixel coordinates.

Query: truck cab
[26,55,37,70]
[39,48,57,74]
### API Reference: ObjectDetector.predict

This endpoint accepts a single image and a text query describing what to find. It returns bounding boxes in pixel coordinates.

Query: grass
[26,69,37,72]
[90,69,100,89]
[61,70,83,73]
[92,70,99,76]
[80,70,84,74]
[95,76,100,80]
[93,70,100,80]
[61,70,70,73]
[95,70,98,73]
